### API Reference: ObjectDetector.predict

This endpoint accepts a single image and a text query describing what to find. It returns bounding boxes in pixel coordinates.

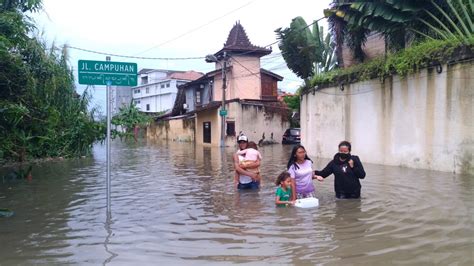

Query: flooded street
[1,140,473,265]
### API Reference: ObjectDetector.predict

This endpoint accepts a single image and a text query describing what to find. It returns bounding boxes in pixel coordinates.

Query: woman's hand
[313,175,324,182]
[348,159,354,168]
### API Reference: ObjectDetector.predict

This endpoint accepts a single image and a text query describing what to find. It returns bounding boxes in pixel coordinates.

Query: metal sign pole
[78,57,137,216]
[106,56,111,215]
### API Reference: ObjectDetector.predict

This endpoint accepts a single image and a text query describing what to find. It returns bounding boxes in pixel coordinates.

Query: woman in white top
[233,135,261,189]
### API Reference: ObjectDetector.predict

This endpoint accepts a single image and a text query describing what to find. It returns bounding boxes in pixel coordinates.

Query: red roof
[168,71,203,81]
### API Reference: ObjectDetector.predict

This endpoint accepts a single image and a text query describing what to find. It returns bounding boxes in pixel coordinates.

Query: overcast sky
[33,0,331,112]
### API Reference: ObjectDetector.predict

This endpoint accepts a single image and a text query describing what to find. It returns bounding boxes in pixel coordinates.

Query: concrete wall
[301,61,473,174]
[195,108,220,146]
[194,102,290,147]
[227,102,289,146]
[213,55,261,102]
[147,117,195,142]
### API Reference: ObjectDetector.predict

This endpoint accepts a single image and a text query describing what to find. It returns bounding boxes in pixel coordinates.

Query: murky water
[1,140,473,265]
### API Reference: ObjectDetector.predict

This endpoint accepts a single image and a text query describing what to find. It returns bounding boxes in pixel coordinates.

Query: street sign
[78,60,137,86]
[219,109,228,116]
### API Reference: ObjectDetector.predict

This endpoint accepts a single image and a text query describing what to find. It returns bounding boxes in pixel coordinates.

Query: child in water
[236,141,262,181]
[275,171,295,207]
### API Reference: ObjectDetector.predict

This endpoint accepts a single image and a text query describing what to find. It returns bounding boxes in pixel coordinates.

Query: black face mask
[338,153,351,160]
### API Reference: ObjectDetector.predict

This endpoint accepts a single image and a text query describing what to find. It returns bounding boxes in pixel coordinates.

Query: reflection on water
[0,140,473,265]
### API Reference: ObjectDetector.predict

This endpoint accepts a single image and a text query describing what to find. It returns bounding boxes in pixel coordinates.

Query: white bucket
[294,197,319,208]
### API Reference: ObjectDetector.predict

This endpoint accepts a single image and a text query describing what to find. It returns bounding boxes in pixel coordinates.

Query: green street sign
[219,109,228,116]
[78,60,137,86]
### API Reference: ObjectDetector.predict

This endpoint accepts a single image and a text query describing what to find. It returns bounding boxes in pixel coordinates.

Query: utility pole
[220,52,227,148]
[205,52,228,147]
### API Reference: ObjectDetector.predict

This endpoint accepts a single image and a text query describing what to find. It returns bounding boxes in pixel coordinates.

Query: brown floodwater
[0,140,473,265]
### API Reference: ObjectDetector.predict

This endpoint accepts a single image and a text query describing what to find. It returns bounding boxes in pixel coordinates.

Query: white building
[132,69,203,113]
[111,86,133,115]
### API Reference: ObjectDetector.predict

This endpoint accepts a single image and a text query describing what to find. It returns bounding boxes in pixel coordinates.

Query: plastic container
[294,197,319,208]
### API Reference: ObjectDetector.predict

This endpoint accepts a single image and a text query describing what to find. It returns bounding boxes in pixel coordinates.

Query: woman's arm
[290,179,296,201]
[234,153,258,177]
[233,171,239,188]
[236,149,247,155]
[351,156,366,179]
[314,161,334,178]
[287,166,297,201]
[241,158,260,169]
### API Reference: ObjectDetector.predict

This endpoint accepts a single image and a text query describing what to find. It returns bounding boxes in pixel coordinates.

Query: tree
[326,0,473,65]
[283,94,300,111]
[275,16,336,82]
[111,102,152,141]
[415,0,473,41]
[275,17,317,80]
[1,0,104,162]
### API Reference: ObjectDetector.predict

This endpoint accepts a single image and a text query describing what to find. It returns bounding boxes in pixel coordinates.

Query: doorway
[203,121,211,143]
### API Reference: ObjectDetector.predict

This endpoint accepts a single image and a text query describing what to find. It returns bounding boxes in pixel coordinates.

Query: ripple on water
[0,141,472,265]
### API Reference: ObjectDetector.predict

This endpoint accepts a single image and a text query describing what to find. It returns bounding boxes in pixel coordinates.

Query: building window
[134,100,140,104]
[166,83,170,88]
[226,121,235,136]
[146,87,149,93]
[161,84,165,89]
[196,90,201,104]
[141,76,148,85]
[146,104,150,111]
[134,89,140,94]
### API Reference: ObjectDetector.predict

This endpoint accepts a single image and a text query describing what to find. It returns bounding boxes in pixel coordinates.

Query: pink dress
[237,148,262,174]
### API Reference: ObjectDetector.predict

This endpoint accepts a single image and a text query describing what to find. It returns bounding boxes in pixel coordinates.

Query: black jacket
[315,154,366,197]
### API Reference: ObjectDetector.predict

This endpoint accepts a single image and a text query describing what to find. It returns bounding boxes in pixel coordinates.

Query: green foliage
[416,0,473,41]
[282,95,301,128]
[0,0,104,162]
[327,0,473,64]
[111,102,152,141]
[275,17,318,80]
[275,16,336,92]
[283,95,300,111]
[0,0,43,12]
[307,38,473,92]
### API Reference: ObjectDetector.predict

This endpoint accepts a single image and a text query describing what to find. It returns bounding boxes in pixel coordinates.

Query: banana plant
[112,101,152,141]
[415,0,473,41]
[275,17,336,81]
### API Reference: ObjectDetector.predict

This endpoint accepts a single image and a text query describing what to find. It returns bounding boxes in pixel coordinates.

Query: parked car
[282,128,300,144]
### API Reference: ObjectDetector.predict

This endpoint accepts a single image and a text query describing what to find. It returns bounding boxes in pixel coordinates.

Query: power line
[218,15,328,79]
[65,15,326,62]
[66,45,205,60]
[134,0,256,56]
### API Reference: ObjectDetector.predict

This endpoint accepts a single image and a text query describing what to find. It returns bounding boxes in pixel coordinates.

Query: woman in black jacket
[314,141,366,199]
